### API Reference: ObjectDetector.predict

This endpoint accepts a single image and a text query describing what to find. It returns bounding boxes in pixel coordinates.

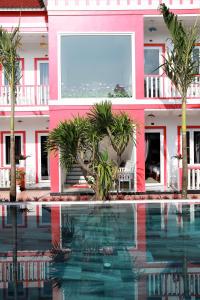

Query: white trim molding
[47,0,200,11]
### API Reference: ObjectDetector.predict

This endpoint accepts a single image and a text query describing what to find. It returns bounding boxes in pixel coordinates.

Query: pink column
[50,152,60,193]
[137,204,147,299]
[51,205,60,245]
[135,110,145,192]
[135,16,144,99]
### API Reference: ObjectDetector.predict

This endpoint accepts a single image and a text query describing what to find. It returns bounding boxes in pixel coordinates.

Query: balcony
[144,75,200,99]
[0,85,49,106]
[0,168,10,188]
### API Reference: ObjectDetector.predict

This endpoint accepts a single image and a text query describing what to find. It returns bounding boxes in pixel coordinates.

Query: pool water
[0,202,200,299]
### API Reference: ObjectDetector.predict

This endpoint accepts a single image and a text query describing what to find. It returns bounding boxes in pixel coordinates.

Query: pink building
[0,0,200,194]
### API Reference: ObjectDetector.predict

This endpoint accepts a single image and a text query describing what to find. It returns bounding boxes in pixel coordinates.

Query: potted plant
[16,168,26,191]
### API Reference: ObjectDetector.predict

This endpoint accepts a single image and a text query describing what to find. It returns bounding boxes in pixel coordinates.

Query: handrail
[0,85,49,106]
[144,75,200,99]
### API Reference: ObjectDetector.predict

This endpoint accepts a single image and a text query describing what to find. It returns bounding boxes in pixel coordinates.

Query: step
[65,180,87,185]
[66,175,86,181]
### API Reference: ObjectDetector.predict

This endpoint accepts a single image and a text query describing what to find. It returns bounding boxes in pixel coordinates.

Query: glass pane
[5,136,21,165]
[40,63,49,85]
[5,136,10,165]
[144,48,160,75]
[41,206,51,224]
[193,48,199,74]
[4,60,22,85]
[145,132,161,183]
[194,131,200,163]
[187,131,190,164]
[61,35,132,98]
[41,136,49,179]
[6,206,23,225]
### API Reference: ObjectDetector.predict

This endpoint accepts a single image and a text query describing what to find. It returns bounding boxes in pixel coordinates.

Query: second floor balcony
[0,85,49,106]
[144,75,200,99]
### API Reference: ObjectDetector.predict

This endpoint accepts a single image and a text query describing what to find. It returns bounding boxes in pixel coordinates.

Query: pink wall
[49,105,145,192]
[48,13,144,100]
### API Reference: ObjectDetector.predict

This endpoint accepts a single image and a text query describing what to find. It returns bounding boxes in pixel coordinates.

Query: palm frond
[88,100,113,134]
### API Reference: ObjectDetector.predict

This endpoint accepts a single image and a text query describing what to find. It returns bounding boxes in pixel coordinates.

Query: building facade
[0,0,200,193]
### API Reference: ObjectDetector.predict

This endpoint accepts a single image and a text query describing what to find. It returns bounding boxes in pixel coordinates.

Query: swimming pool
[0,201,199,299]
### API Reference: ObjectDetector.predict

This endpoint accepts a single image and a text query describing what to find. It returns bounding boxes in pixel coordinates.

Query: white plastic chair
[118,160,134,191]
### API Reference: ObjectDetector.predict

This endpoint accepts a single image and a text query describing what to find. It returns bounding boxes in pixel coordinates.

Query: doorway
[37,134,49,182]
[145,130,165,186]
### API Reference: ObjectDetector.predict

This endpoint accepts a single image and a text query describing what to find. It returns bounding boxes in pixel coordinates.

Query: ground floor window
[4,134,22,165]
[183,129,200,165]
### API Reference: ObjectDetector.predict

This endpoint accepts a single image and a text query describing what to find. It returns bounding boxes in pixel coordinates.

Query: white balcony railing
[0,260,50,282]
[47,0,200,11]
[144,75,200,99]
[148,273,200,297]
[0,85,49,106]
[188,167,200,190]
[0,168,10,188]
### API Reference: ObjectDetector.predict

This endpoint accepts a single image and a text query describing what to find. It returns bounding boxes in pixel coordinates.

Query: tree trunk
[11,206,18,300]
[181,95,188,199]
[10,80,16,202]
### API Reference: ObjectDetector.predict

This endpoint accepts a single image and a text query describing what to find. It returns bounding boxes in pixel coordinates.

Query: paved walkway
[0,190,50,201]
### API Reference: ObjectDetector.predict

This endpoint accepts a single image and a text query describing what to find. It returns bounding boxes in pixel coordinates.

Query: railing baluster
[0,85,49,105]
[188,169,191,189]
[0,168,10,188]
[192,169,195,189]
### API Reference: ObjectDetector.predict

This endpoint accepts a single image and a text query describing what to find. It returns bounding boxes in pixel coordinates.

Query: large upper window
[61,35,132,98]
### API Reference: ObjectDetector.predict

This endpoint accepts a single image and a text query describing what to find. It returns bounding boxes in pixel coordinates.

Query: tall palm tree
[0,27,21,201]
[160,4,199,198]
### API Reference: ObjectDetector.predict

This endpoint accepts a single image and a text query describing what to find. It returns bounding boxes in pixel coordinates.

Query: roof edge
[0,8,46,11]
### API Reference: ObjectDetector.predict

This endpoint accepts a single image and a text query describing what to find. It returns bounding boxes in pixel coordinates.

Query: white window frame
[4,206,26,228]
[37,205,51,227]
[58,32,135,103]
[2,59,23,86]
[3,133,24,167]
[37,60,49,85]
[145,128,165,187]
[144,46,163,75]
[180,129,200,166]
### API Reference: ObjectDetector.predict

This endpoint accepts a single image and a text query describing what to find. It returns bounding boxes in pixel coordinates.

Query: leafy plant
[96,151,116,200]
[108,84,130,98]
[16,168,25,180]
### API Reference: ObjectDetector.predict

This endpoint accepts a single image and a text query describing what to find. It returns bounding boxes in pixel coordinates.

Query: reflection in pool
[0,202,200,299]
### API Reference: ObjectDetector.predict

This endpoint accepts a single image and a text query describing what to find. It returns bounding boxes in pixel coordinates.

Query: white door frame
[145,128,165,187]
[37,133,50,182]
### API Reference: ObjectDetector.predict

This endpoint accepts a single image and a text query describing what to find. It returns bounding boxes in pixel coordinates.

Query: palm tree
[0,27,21,201]
[47,101,134,200]
[160,4,199,198]
[88,101,135,167]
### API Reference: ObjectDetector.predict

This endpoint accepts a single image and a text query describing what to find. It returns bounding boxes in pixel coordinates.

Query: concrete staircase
[65,164,87,188]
